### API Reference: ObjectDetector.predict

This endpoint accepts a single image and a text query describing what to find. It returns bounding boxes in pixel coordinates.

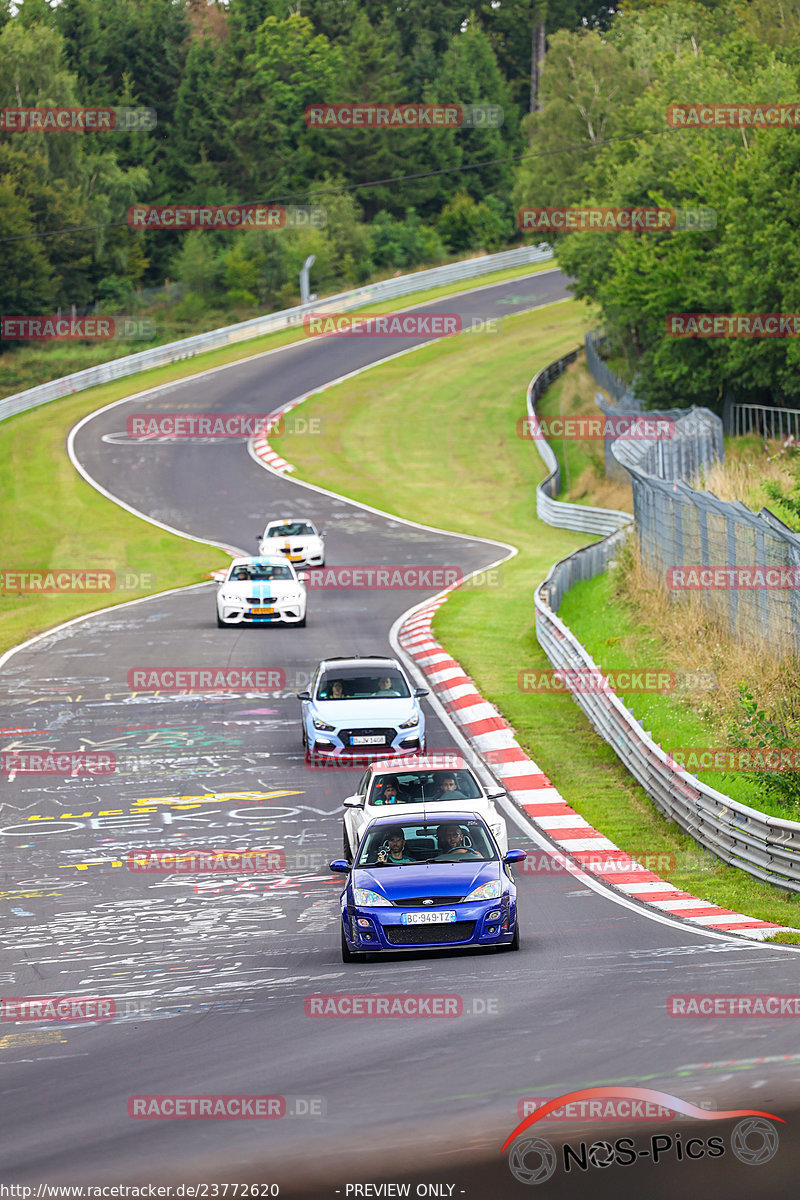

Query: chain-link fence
[584,332,800,655]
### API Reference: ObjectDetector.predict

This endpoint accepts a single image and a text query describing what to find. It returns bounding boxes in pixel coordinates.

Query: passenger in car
[377,676,401,696]
[377,829,415,864]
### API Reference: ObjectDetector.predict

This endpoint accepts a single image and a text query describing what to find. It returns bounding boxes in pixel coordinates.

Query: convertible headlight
[464,879,502,902]
[312,717,336,732]
[399,715,419,729]
[354,888,392,907]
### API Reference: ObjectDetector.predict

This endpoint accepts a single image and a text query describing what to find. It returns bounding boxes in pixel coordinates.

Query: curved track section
[1,274,798,1196]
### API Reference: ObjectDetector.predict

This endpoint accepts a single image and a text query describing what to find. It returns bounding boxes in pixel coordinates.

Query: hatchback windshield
[357,820,496,866]
[369,769,481,805]
[317,670,410,700]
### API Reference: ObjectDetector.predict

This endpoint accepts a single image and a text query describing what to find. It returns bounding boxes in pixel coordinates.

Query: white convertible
[216,556,307,627]
[258,518,325,568]
[341,755,509,861]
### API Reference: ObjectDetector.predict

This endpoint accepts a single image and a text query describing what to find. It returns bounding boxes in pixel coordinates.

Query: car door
[344,769,371,857]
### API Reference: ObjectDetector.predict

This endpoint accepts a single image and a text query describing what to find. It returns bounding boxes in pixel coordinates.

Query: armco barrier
[0,245,553,423]
[531,344,800,893]
[527,352,633,536]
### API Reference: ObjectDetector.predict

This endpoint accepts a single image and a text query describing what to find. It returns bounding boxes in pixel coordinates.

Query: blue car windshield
[356,821,496,866]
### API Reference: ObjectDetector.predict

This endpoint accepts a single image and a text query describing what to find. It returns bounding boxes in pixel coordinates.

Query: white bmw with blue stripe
[216,556,308,627]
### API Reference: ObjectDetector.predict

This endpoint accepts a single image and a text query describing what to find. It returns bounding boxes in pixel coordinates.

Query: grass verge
[273,302,800,934]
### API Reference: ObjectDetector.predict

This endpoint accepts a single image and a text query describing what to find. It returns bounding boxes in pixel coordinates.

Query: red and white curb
[399,601,787,941]
[251,397,310,474]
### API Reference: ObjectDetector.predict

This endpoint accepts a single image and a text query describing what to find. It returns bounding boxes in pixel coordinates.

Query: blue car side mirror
[329,859,350,873]
[504,849,527,864]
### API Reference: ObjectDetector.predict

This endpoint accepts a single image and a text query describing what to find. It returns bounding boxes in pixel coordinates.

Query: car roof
[366,756,473,776]
[265,518,316,528]
[317,656,400,670]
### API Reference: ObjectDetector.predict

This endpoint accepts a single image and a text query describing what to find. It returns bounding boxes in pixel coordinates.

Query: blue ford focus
[330,812,526,961]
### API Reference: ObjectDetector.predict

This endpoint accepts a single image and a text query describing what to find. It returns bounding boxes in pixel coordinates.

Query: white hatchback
[216,556,307,627]
[258,518,325,568]
[341,755,509,861]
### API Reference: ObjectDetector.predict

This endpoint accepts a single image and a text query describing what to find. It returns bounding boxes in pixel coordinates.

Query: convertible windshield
[229,564,294,581]
[369,769,482,805]
[317,670,410,700]
[356,821,496,866]
[267,523,314,537]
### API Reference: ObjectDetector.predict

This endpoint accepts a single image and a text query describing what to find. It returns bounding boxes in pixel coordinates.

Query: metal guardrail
[535,555,800,893]
[532,342,800,893]
[729,401,800,442]
[527,352,634,537]
[1,244,553,423]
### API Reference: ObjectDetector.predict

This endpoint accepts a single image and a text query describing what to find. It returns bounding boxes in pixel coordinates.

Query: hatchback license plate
[401,911,456,925]
[351,735,385,745]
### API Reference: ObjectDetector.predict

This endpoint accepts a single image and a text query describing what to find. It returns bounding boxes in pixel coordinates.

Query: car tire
[341,923,362,963]
[216,613,229,628]
[343,828,353,864]
[508,920,520,951]
[297,613,307,627]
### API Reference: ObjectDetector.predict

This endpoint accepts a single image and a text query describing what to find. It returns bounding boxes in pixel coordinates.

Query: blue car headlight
[354,888,392,907]
[313,716,336,731]
[464,879,502,902]
[399,715,419,729]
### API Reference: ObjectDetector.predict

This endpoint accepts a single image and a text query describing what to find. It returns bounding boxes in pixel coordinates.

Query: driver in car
[437,823,476,857]
[437,773,466,799]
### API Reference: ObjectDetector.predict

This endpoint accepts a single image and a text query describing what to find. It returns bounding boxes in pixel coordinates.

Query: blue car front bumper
[342,897,516,953]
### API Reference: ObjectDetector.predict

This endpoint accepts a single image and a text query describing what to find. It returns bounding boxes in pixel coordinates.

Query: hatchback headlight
[354,888,392,907]
[312,716,336,732]
[399,715,419,728]
[464,879,502,902]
